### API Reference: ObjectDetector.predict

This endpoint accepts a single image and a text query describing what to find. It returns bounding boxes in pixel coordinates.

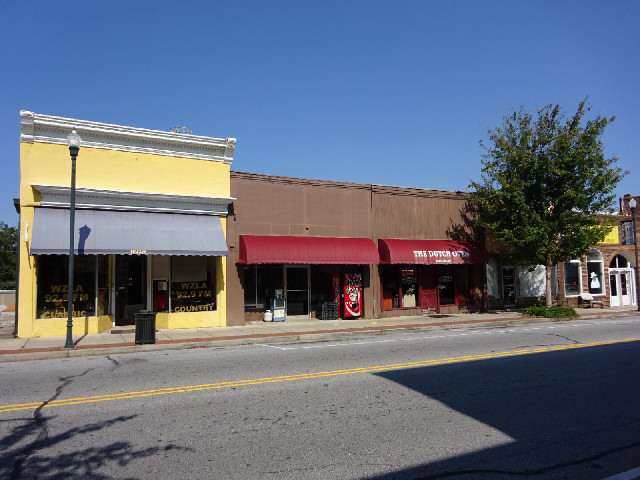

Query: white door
[610,269,635,307]
[620,271,631,306]
[610,273,620,307]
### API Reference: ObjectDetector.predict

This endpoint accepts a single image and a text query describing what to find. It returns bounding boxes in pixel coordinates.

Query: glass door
[285,265,310,317]
[502,266,516,307]
[115,256,147,325]
[610,273,619,307]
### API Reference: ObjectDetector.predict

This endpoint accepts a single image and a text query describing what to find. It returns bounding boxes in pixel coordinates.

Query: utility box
[134,310,156,344]
[271,293,286,322]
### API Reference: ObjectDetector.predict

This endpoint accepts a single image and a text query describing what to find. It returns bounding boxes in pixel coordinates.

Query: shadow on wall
[446,198,485,245]
[368,341,640,479]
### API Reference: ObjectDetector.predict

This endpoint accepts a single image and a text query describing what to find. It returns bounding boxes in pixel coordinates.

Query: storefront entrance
[285,265,310,317]
[609,270,633,307]
[115,256,147,325]
[609,254,636,308]
[502,266,516,307]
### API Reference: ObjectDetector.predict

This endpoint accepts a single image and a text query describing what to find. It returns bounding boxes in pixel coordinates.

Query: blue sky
[1,0,638,226]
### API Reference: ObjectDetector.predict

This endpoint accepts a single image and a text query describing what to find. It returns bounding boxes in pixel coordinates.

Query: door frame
[284,264,310,318]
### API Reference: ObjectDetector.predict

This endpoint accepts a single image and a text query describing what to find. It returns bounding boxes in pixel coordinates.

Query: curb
[0,311,636,363]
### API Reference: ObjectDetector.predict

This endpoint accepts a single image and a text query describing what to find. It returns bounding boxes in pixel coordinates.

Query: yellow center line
[1,337,637,413]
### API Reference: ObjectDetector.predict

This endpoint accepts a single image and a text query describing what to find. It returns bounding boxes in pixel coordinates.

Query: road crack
[106,355,121,369]
[10,367,95,480]
[546,333,580,344]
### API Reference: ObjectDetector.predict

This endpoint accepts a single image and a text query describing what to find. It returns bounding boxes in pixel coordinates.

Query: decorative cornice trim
[20,111,236,164]
[31,184,235,216]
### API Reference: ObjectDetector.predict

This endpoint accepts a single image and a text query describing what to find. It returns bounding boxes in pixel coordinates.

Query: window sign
[37,255,96,318]
[171,257,217,312]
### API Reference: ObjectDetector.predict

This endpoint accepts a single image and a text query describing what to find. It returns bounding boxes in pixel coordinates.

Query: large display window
[563,260,582,296]
[36,255,100,319]
[381,265,417,309]
[244,265,284,310]
[170,256,217,312]
[438,265,455,305]
[586,249,604,295]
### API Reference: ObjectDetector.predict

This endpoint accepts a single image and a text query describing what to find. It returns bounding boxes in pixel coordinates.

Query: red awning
[238,235,380,264]
[378,239,488,264]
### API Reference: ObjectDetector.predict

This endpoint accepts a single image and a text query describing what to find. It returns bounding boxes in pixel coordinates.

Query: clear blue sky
[1,0,638,226]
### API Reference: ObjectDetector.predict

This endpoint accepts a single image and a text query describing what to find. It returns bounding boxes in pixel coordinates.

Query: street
[1,317,640,479]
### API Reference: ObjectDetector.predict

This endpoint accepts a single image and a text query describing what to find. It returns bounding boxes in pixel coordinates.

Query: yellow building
[17,111,235,338]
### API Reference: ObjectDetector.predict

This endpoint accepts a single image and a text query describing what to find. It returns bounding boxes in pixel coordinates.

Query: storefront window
[563,260,581,296]
[256,265,284,309]
[170,257,216,312]
[97,256,110,316]
[454,265,469,304]
[36,255,97,319]
[380,265,417,308]
[244,265,258,308]
[486,258,501,299]
[243,265,285,310]
[380,265,399,309]
[586,249,604,295]
[400,268,417,307]
[438,265,455,305]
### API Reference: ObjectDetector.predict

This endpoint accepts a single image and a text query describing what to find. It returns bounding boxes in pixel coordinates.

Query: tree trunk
[545,259,553,307]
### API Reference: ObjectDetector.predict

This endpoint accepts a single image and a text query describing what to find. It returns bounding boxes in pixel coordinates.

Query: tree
[0,221,18,288]
[469,100,627,306]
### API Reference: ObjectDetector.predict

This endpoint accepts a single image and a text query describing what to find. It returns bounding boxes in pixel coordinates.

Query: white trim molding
[32,184,235,216]
[20,111,236,164]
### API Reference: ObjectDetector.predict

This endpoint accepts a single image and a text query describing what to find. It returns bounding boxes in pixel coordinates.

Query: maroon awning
[238,235,379,264]
[378,239,488,264]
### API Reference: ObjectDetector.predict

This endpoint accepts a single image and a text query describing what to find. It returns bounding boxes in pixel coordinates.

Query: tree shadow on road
[0,414,192,479]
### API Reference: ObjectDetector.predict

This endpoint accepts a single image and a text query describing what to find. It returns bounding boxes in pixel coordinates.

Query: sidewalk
[0,307,637,362]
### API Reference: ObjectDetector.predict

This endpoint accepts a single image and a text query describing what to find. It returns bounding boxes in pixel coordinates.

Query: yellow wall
[18,141,230,338]
[20,142,230,206]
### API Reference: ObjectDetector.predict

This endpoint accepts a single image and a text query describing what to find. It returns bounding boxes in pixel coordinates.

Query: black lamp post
[629,197,640,312]
[64,129,81,349]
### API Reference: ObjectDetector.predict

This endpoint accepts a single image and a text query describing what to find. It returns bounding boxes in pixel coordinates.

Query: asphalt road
[1,317,640,479]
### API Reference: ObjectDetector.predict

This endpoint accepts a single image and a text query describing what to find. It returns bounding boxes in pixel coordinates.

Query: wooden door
[419,266,439,313]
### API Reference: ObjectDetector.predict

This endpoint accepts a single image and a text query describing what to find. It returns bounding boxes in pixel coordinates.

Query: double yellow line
[1,337,637,414]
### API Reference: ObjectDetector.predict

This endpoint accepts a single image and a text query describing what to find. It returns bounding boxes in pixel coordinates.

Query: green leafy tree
[469,100,627,306]
[0,221,18,288]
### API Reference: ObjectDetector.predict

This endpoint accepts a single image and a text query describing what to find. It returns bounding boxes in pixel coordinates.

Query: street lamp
[629,197,640,312]
[64,129,81,349]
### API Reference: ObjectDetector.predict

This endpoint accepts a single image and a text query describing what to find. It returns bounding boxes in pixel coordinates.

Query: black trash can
[134,310,156,344]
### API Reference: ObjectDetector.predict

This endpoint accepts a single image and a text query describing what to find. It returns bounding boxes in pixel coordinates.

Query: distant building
[485,195,639,309]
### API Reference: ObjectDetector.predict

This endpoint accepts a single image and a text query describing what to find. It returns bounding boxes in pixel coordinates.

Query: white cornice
[20,111,236,164]
[32,184,235,216]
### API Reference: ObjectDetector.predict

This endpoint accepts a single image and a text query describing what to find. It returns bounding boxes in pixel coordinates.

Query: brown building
[225,172,488,326]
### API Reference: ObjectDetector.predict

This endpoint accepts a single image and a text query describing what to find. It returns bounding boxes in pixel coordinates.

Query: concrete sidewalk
[0,307,637,362]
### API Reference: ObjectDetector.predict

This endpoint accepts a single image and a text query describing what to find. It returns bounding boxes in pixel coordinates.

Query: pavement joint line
[1,337,637,413]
